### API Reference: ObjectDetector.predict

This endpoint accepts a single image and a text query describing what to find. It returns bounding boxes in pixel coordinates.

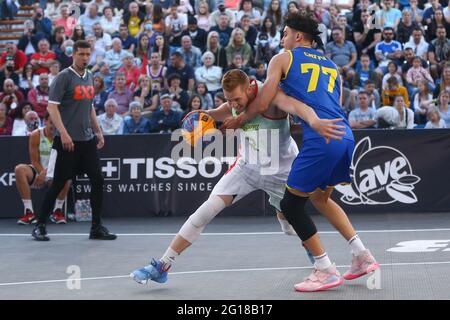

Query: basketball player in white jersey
[15,113,71,225]
[130,69,345,284]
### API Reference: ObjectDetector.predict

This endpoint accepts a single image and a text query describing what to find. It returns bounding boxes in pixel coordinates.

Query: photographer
[0,59,20,89]
[0,79,25,113]
[33,6,52,40]
[0,43,27,75]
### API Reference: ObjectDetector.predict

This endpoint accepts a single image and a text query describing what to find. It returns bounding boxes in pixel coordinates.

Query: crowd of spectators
[1,0,450,136]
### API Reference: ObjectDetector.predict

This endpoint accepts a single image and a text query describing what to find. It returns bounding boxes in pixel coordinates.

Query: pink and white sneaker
[294,264,344,292]
[343,249,380,280]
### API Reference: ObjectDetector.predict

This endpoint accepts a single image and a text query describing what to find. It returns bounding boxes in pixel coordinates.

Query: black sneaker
[32,224,50,241]
[89,225,117,240]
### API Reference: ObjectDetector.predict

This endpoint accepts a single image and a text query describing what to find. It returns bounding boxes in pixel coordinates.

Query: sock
[314,252,332,271]
[160,247,179,269]
[54,199,65,211]
[277,215,296,235]
[348,234,366,256]
[22,199,33,214]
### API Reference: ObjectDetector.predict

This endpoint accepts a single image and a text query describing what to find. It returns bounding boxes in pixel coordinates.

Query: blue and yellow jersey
[279,46,354,141]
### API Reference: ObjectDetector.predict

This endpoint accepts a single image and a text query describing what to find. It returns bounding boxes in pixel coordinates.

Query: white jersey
[38,128,52,169]
[212,82,299,211]
[231,80,298,175]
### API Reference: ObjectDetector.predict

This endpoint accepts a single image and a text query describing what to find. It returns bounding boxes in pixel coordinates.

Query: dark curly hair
[284,11,321,43]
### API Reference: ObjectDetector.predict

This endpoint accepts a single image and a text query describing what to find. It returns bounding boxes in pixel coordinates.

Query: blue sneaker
[130,259,170,284]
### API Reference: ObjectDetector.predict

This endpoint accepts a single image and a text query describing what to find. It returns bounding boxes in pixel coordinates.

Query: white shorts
[211,157,292,212]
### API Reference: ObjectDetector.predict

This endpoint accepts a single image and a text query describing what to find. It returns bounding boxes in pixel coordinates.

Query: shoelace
[305,269,321,282]
[151,259,170,272]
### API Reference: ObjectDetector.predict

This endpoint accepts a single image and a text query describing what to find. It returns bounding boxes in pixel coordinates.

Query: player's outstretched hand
[310,118,346,144]
[220,115,244,131]
[61,132,74,152]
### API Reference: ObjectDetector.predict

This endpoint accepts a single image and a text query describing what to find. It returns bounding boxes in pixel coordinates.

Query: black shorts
[28,165,39,186]
[47,136,102,182]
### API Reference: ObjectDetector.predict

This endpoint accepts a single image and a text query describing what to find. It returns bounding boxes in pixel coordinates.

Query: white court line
[0,261,450,288]
[1,228,450,237]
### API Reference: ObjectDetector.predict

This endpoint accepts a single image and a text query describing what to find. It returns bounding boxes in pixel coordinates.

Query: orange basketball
[181,112,217,147]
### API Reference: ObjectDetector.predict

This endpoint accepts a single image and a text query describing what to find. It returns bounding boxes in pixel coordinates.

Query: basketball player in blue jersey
[223,12,379,292]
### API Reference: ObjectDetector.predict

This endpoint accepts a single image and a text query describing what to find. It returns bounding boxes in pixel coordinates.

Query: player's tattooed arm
[273,89,345,142]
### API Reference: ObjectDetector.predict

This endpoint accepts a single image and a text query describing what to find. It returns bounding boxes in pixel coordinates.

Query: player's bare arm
[47,102,74,152]
[193,102,232,122]
[90,106,104,149]
[272,89,345,142]
[221,52,290,129]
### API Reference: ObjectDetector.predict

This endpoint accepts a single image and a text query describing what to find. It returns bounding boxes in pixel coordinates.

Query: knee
[280,190,317,241]
[14,164,29,179]
[280,190,307,220]
[189,195,226,228]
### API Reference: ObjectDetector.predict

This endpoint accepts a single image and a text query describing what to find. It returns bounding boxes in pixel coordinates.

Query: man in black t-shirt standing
[32,40,116,241]
[353,9,382,60]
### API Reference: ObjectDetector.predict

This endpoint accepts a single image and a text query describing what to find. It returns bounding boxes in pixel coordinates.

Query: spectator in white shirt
[404,28,429,60]
[100,6,120,35]
[93,22,112,51]
[12,102,32,136]
[97,99,124,135]
[104,38,128,72]
[13,110,40,136]
[86,35,105,72]
[195,51,223,93]
[78,3,102,36]
[88,0,110,14]
[393,95,415,129]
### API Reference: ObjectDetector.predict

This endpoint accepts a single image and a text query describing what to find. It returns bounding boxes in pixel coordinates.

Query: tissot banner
[0,130,449,218]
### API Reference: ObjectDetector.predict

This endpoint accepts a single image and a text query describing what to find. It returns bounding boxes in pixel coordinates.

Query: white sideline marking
[1,228,450,237]
[0,261,450,287]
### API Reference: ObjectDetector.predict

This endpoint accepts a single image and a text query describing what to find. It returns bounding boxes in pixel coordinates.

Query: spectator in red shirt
[0,103,13,136]
[0,43,27,75]
[0,79,25,113]
[117,52,141,90]
[54,4,78,38]
[28,73,50,119]
[30,39,57,76]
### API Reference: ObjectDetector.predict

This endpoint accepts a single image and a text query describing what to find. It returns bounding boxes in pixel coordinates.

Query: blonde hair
[228,27,246,48]
[207,31,221,51]
[222,69,249,92]
[198,0,209,15]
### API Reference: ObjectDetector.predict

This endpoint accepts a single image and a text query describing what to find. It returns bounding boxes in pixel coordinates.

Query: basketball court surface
[1,212,449,300]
